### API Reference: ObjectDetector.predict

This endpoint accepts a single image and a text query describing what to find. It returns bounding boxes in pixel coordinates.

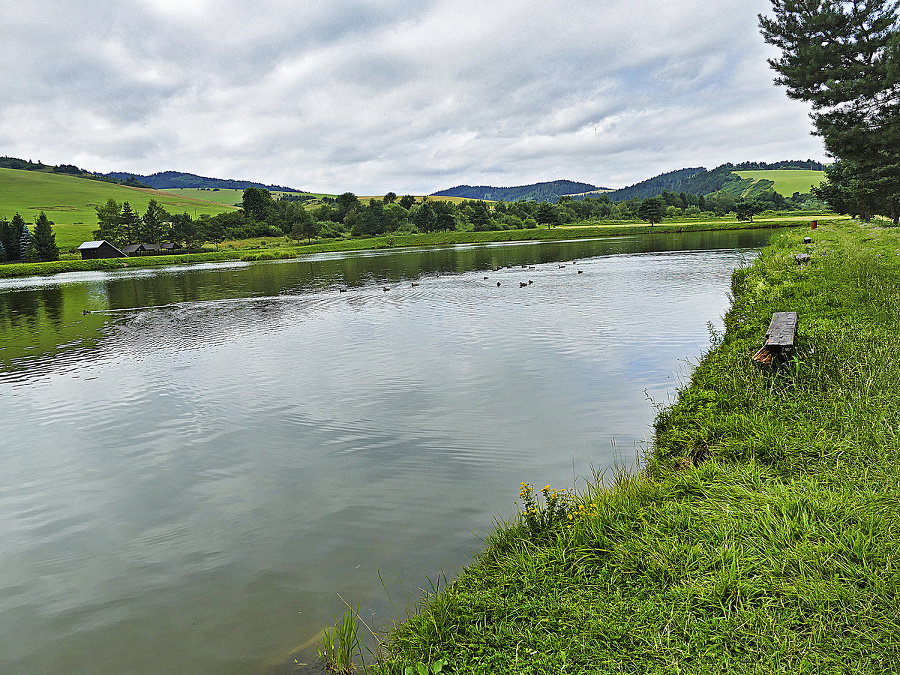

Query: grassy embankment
[374,221,900,674]
[0,215,844,280]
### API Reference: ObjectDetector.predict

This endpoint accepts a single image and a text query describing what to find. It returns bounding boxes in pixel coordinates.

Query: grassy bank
[0,216,838,279]
[374,221,900,674]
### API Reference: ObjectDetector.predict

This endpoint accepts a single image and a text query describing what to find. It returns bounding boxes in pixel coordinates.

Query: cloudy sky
[1,0,826,194]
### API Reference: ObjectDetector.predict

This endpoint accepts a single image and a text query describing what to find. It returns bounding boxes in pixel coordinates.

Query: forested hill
[103,170,302,193]
[604,160,827,202]
[432,179,602,202]
[604,167,707,202]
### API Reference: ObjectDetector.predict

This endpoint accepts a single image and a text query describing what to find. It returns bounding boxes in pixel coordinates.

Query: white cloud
[0,0,825,193]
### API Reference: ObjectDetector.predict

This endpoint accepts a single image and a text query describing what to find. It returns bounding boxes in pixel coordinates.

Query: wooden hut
[78,240,127,260]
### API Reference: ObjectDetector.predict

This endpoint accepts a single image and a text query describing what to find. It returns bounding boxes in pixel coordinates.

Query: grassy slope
[734,169,826,196]
[375,221,900,674]
[160,187,247,205]
[0,168,237,250]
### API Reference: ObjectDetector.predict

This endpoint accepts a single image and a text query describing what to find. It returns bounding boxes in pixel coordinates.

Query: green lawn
[734,169,826,196]
[0,168,238,250]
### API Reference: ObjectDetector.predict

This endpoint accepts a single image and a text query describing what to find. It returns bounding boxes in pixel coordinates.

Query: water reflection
[0,230,769,674]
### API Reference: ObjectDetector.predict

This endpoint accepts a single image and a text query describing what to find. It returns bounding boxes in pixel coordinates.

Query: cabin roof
[78,240,108,250]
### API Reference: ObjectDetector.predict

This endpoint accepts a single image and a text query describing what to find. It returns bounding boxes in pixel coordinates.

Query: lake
[0,229,770,673]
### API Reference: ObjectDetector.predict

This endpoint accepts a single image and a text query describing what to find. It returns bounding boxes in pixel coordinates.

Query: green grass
[0,168,238,250]
[160,187,246,206]
[734,169,826,196]
[374,221,900,674]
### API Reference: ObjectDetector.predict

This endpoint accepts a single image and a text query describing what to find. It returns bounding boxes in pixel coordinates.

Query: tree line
[90,181,821,253]
[0,212,59,262]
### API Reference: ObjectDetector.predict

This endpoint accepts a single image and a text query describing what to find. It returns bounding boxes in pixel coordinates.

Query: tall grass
[375,222,900,674]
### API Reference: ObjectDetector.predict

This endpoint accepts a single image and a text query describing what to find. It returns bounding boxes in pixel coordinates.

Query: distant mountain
[432,179,604,202]
[604,168,707,202]
[102,170,303,193]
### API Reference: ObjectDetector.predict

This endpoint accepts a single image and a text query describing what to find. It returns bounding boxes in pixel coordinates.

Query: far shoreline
[0,214,843,280]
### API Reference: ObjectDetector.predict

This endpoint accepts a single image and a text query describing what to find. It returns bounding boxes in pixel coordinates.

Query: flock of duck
[337,260,586,294]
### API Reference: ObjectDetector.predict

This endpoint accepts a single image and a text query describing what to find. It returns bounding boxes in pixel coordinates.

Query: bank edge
[374,221,900,674]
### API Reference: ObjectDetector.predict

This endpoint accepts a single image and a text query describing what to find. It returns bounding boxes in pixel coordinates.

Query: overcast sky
[1,0,826,194]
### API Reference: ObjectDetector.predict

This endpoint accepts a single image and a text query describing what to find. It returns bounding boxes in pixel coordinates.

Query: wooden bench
[751,312,798,368]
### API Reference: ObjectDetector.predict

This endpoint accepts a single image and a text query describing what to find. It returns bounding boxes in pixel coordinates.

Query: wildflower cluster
[518,482,575,539]
[565,500,599,527]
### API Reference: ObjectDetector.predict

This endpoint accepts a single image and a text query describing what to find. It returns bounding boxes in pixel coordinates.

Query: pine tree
[141,199,170,244]
[760,0,900,223]
[32,212,59,261]
[120,202,141,244]
[7,213,26,260]
[0,218,9,261]
[19,223,34,261]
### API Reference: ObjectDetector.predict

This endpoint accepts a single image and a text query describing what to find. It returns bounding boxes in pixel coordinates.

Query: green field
[161,187,328,204]
[734,169,826,196]
[0,168,238,250]
[161,187,246,206]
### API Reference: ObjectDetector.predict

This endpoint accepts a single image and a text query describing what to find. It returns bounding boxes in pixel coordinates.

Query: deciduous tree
[242,187,274,221]
[638,197,666,225]
[735,199,765,222]
[94,198,123,245]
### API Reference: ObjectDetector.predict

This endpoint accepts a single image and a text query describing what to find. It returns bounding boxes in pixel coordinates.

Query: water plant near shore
[319,602,365,674]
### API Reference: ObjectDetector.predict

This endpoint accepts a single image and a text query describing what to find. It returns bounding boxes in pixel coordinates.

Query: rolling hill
[0,168,238,250]
[104,170,303,192]
[734,169,826,196]
[432,179,604,202]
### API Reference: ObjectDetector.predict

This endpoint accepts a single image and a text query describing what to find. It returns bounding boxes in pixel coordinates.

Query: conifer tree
[760,0,900,222]
[19,222,34,261]
[33,212,59,261]
[7,213,26,260]
[0,218,9,261]
[120,202,141,244]
[141,199,170,244]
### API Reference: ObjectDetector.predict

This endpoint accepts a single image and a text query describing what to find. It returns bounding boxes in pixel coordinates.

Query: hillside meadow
[734,169,826,196]
[0,168,237,250]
